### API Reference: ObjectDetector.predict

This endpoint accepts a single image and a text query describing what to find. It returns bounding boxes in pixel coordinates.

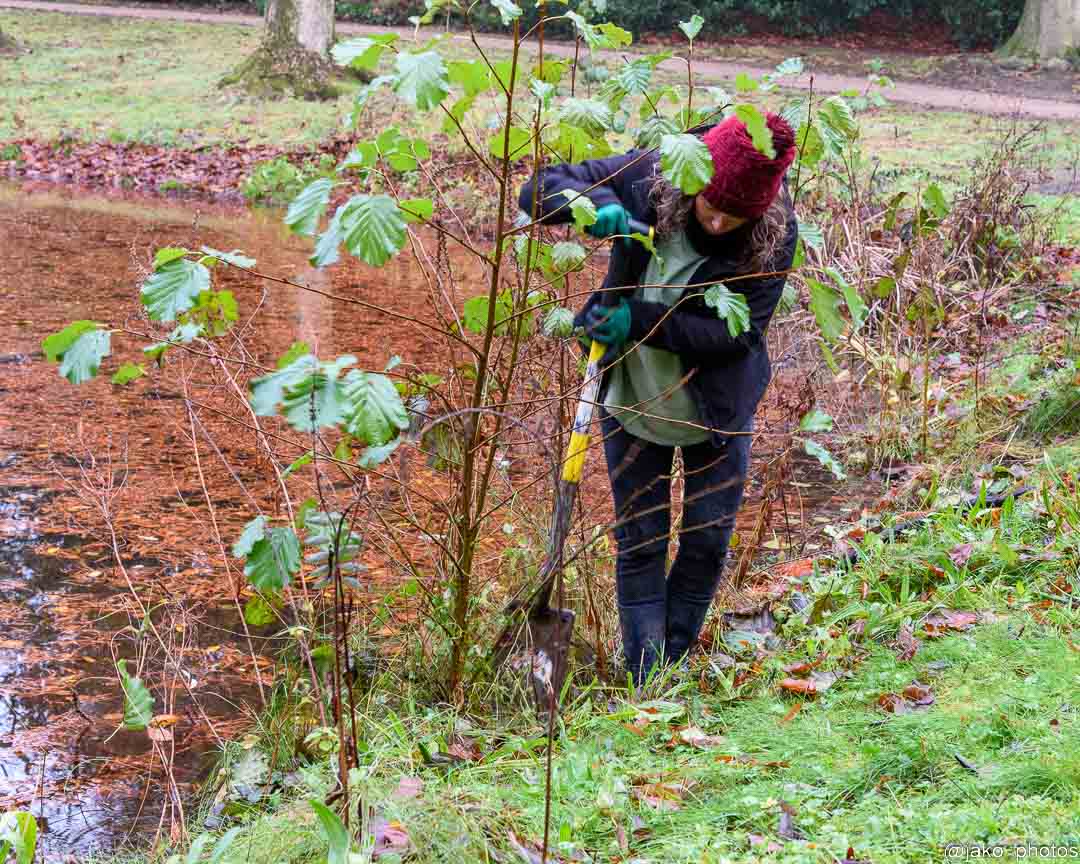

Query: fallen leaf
[902,682,935,706]
[392,776,423,800]
[894,625,921,661]
[779,670,838,696]
[748,833,782,853]
[632,782,684,812]
[783,661,814,675]
[446,735,482,762]
[923,609,979,635]
[949,542,974,567]
[774,558,814,578]
[675,726,726,749]
[372,818,409,858]
[878,693,908,713]
[780,702,802,724]
[842,846,873,864]
[778,801,805,840]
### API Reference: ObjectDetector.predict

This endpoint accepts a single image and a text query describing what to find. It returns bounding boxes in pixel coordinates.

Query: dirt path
[4,0,1080,122]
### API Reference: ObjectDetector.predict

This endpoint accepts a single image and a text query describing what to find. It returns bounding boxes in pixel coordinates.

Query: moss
[220,40,338,101]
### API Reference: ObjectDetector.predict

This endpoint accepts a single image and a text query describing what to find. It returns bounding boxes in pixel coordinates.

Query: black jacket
[518,148,798,444]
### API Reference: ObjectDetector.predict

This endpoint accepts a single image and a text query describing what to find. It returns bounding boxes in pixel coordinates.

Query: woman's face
[694,194,749,236]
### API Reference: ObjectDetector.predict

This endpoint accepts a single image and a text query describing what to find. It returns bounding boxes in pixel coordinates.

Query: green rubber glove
[586,203,630,244]
[584,299,632,348]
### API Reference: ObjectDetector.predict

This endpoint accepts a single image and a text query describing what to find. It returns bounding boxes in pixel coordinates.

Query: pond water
[0,181,863,861]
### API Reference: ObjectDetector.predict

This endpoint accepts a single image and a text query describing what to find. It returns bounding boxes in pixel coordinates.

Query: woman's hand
[585,203,631,245]
[584,299,632,348]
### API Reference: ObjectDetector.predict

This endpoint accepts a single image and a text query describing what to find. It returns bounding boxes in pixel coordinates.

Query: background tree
[1001,0,1080,58]
[221,0,337,100]
[0,25,20,55]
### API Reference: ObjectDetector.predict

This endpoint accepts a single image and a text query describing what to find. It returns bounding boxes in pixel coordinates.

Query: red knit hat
[700,113,796,219]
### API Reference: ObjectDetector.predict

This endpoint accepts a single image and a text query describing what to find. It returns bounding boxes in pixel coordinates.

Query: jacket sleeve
[518,151,647,224]
[625,216,798,360]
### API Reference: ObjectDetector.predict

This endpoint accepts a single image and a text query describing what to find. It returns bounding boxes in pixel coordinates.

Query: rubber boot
[664,593,713,667]
[618,600,667,686]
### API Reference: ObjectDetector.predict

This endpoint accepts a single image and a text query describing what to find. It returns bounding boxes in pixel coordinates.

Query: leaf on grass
[392,776,424,800]
[117,659,154,731]
[703,285,750,338]
[949,543,975,568]
[631,780,687,812]
[780,702,802,724]
[894,624,921,661]
[372,818,410,858]
[778,670,837,696]
[675,726,725,749]
[878,681,935,714]
[923,609,978,635]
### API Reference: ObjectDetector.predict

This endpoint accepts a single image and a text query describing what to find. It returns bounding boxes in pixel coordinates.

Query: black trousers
[600,410,751,682]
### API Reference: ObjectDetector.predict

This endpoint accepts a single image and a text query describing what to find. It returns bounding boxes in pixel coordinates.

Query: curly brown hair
[648,167,791,274]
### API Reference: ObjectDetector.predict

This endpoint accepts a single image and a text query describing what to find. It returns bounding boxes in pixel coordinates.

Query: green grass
[127,440,1080,864]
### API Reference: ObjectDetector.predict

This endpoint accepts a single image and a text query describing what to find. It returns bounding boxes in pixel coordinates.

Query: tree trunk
[221,0,337,100]
[0,25,21,55]
[1001,0,1080,58]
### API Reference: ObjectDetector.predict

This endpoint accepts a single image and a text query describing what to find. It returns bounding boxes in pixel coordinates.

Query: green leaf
[795,121,824,167]
[560,189,598,232]
[141,258,211,322]
[279,355,355,432]
[803,438,846,480]
[799,219,824,251]
[636,114,679,150]
[873,275,896,298]
[250,353,317,417]
[358,436,401,469]
[546,122,612,163]
[556,98,613,137]
[816,95,857,156]
[489,0,522,26]
[208,828,243,864]
[60,327,111,384]
[331,36,395,71]
[117,659,154,731]
[543,306,575,338]
[734,72,759,93]
[153,247,188,269]
[551,241,587,273]
[489,126,533,160]
[594,22,632,48]
[529,76,556,108]
[285,178,335,237]
[243,594,277,627]
[394,50,449,111]
[0,812,37,864]
[282,451,314,478]
[341,369,410,446]
[448,59,491,97]
[703,285,751,338]
[791,236,805,269]
[278,342,311,369]
[734,104,775,159]
[233,516,268,558]
[807,277,845,342]
[311,207,345,268]
[678,14,704,40]
[463,292,513,335]
[799,408,833,432]
[883,191,907,231]
[614,58,653,96]
[111,362,145,385]
[245,527,301,593]
[659,133,714,196]
[43,321,111,384]
[398,197,434,224]
[310,800,350,864]
[200,247,255,269]
[338,194,407,267]
[923,183,949,219]
[827,267,868,330]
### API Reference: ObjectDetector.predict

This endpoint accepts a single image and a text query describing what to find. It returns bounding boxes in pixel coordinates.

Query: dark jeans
[601,410,751,683]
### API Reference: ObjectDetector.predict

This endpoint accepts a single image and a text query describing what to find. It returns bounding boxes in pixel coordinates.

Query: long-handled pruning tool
[493,218,654,711]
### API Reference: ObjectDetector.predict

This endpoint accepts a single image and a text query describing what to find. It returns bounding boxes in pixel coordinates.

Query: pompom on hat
[699,113,796,219]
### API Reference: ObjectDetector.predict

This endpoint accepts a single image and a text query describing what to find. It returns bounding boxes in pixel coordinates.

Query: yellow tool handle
[562,338,607,484]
